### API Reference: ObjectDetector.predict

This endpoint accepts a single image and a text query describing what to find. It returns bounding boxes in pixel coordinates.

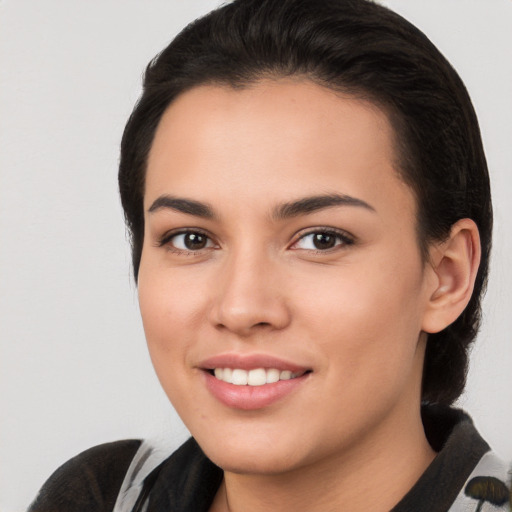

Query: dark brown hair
[119,0,492,405]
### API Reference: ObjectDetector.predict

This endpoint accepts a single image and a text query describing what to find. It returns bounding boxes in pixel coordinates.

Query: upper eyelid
[157,227,216,247]
[293,226,355,242]
[156,226,354,249]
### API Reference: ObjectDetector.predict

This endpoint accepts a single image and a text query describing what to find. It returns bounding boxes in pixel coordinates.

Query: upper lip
[198,353,311,373]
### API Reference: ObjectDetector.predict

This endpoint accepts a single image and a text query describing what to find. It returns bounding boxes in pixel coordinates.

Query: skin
[138,79,479,512]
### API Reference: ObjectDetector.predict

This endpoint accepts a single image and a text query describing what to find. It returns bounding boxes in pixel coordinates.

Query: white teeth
[266,368,280,384]
[231,369,248,385]
[223,367,233,382]
[248,368,267,386]
[212,367,304,386]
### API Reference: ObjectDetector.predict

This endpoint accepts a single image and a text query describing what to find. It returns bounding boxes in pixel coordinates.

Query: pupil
[185,233,206,250]
[313,233,336,250]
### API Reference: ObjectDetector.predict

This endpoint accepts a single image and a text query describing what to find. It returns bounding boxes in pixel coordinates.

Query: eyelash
[157,227,355,255]
[290,228,355,253]
[157,229,216,254]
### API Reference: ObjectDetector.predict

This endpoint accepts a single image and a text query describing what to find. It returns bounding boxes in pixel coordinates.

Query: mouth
[199,354,312,410]
[207,367,309,386]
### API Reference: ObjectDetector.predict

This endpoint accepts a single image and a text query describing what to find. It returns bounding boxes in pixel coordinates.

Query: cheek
[137,264,204,383]
[138,260,208,335]
[137,274,203,419]
[295,253,426,374]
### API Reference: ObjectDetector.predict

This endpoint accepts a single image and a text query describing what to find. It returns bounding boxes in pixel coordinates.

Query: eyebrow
[272,193,375,220]
[148,195,215,219]
[147,193,375,220]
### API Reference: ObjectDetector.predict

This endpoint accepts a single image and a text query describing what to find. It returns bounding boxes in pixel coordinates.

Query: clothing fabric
[29,406,511,512]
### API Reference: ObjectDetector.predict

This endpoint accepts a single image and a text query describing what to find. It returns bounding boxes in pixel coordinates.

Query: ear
[421,219,481,334]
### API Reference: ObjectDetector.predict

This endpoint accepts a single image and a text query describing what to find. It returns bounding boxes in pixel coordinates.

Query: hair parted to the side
[119,0,492,405]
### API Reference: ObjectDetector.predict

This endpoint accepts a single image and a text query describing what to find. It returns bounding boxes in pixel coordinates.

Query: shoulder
[450,451,512,512]
[145,438,223,511]
[28,439,142,512]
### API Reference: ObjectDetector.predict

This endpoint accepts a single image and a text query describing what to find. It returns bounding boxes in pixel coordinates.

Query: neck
[210,404,435,512]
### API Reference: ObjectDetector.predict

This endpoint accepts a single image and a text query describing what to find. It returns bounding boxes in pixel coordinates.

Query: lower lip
[203,371,309,410]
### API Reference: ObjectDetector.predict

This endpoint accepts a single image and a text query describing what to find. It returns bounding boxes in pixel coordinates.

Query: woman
[29,0,511,510]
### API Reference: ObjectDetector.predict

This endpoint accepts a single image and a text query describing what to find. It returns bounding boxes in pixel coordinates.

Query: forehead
[145,79,415,222]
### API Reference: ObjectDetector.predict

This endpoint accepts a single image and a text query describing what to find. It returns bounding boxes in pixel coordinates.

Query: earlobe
[421,219,481,334]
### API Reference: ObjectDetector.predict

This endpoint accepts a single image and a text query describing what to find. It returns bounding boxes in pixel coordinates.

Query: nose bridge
[210,243,290,335]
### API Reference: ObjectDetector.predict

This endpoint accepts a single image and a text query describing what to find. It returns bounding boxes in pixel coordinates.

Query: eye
[159,230,215,252]
[291,229,353,251]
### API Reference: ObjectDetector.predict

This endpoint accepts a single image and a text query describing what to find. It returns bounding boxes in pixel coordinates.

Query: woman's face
[138,79,437,474]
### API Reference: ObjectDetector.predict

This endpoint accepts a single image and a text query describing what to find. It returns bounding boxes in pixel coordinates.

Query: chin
[193,426,311,476]
[206,444,305,476]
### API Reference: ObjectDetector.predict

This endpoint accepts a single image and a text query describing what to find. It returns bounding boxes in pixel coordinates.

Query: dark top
[28,406,500,512]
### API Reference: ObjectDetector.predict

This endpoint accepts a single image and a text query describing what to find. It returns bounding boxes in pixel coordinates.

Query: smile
[212,367,304,386]
[199,354,312,409]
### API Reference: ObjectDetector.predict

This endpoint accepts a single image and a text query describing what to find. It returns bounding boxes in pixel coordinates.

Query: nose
[208,250,291,337]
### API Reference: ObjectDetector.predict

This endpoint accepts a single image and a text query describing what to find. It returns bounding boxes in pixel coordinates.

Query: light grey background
[1,2,511,511]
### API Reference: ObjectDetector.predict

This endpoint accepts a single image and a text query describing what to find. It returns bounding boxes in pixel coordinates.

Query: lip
[198,353,310,373]
[203,371,310,410]
[198,353,312,410]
